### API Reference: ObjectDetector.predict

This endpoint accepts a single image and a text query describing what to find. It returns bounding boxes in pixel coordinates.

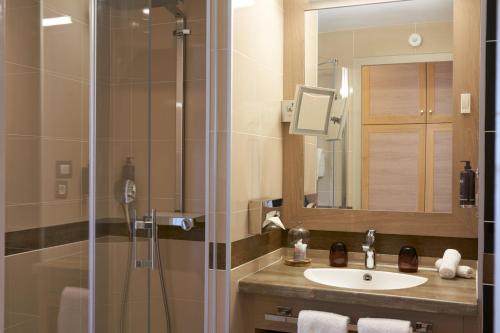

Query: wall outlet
[55,180,68,199]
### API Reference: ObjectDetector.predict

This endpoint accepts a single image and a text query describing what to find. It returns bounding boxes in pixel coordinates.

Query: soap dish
[284,258,312,267]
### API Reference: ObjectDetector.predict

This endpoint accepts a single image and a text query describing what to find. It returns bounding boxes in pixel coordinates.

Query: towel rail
[264,310,433,333]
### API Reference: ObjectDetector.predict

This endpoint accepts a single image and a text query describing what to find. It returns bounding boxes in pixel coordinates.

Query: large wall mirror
[302,0,456,213]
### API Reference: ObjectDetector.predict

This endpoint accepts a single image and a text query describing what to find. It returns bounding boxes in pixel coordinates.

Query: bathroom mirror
[301,0,455,213]
[290,85,336,136]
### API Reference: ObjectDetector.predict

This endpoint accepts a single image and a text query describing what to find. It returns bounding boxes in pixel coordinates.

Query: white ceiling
[317,0,453,33]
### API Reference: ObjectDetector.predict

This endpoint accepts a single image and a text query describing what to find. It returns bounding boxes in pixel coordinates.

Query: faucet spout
[362,229,376,269]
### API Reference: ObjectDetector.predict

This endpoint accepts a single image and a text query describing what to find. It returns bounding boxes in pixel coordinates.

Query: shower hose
[119,203,172,333]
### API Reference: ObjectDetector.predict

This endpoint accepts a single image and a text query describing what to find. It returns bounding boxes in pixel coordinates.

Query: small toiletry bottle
[329,242,348,267]
[459,161,476,208]
[398,246,418,273]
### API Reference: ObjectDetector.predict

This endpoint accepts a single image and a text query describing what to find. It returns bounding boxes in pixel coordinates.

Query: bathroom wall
[102,1,207,332]
[107,1,206,219]
[231,0,284,241]
[5,0,89,233]
[4,0,90,331]
[482,0,496,331]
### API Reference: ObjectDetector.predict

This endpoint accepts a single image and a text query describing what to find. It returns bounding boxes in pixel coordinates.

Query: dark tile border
[485,132,496,220]
[483,253,494,285]
[304,230,478,260]
[485,43,496,131]
[5,217,206,256]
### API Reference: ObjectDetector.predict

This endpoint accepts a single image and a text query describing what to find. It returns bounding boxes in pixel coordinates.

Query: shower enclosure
[2,0,211,332]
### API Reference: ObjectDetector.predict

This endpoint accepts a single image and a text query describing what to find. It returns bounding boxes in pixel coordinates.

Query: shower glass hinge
[132,209,158,270]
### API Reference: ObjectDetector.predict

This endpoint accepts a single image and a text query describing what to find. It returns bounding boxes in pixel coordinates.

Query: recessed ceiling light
[142,8,150,15]
[42,16,72,27]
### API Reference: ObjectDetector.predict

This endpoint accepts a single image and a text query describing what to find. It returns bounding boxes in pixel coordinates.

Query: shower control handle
[132,209,158,270]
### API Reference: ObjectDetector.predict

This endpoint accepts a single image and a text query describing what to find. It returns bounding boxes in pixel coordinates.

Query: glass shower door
[93,0,206,332]
[94,0,155,331]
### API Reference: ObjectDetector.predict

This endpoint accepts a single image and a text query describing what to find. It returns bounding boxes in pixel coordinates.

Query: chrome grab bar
[264,307,433,333]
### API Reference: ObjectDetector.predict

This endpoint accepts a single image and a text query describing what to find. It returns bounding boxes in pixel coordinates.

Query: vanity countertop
[238,257,478,316]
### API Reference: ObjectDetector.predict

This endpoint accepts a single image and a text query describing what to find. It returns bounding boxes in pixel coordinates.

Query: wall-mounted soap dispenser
[459,161,476,208]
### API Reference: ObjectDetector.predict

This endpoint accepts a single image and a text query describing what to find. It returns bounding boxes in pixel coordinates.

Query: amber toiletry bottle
[329,242,348,267]
[398,246,418,273]
[459,161,476,208]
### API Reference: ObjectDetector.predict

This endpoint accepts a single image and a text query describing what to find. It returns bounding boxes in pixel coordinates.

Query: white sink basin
[304,268,428,290]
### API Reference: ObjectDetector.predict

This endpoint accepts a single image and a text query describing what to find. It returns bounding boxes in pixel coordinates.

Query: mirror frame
[281,0,480,238]
[290,85,336,136]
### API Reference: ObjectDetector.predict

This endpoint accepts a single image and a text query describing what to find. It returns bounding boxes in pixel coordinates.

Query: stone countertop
[238,257,478,316]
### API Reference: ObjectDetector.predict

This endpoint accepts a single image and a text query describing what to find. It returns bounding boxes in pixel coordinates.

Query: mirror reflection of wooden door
[425,124,453,212]
[362,63,427,124]
[427,61,453,123]
[362,125,426,212]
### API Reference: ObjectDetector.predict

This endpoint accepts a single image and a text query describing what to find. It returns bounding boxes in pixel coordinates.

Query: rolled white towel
[438,249,461,279]
[357,318,412,333]
[435,258,474,279]
[298,310,349,333]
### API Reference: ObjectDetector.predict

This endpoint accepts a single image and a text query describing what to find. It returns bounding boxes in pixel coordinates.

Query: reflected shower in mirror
[302,0,453,213]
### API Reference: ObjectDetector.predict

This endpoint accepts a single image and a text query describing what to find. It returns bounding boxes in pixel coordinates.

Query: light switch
[56,161,72,178]
[460,93,471,114]
[55,180,68,199]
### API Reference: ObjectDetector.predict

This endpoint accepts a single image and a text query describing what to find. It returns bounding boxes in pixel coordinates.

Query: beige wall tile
[150,140,176,199]
[6,204,41,232]
[6,5,40,68]
[6,136,40,205]
[6,71,40,136]
[185,79,206,140]
[42,73,83,139]
[151,82,176,140]
[42,0,89,24]
[42,7,85,79]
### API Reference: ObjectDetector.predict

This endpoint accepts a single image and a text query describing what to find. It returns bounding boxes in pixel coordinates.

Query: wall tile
[484,222,495,254]
[487,0,497,41]
[483,285,494,333]
[485,132,495,220]
[485,42,496,131]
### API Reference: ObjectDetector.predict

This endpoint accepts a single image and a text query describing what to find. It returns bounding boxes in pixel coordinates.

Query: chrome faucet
[362,229,376,269]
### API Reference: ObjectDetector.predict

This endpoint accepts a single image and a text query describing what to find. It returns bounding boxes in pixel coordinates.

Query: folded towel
[58,287,88,333]
[435,258,474,279]
[357,318,412,333]
[298,310,349,333]
[438,249,461,279]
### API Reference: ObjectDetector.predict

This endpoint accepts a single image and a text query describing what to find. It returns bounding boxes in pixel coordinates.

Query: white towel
[298,310,349,333]
[438,249,462,279]
[357,318,412,333]
[435,258,474,279]
[58,287,89,333]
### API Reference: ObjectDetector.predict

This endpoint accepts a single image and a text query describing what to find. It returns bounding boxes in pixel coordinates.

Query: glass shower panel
[4,0,90,332]
[94,0,207,332]
[95,0,153,332]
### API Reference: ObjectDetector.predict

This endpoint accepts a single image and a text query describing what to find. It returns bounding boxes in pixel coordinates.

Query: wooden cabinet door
[362,124,426,212]
[425,123,453,213]
[362,63,427,125]
[427,61,453,123]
